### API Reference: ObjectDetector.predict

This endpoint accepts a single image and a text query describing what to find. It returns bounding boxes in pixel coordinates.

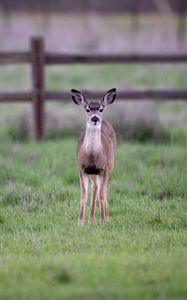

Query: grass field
[0,59,187,299]
[0,139,187,299]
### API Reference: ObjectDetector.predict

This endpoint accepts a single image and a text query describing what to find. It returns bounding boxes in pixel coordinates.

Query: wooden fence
[0,36,187,140]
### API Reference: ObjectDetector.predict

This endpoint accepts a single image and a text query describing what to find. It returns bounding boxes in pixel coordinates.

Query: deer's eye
[99,108,104,113]
[86,108,90,113]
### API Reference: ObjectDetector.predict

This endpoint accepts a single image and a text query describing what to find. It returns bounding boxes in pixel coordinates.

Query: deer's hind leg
[98,171,109,223]
[89,175,99,224]
[79,171,89,225]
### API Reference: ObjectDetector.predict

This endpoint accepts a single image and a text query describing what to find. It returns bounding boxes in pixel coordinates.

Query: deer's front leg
[79,171,89,226]
[89,175,99,224]
[98,172,109,223]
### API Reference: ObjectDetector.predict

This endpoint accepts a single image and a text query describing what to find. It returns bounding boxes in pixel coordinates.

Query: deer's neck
[83,124,102,154]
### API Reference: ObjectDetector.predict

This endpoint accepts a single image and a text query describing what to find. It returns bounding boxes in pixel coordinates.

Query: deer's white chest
[83,125,102,154]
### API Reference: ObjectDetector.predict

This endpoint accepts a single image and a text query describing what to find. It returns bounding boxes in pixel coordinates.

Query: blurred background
[0,0,187,143]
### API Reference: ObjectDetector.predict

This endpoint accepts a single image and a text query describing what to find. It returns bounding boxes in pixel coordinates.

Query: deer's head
[71,88,116,127]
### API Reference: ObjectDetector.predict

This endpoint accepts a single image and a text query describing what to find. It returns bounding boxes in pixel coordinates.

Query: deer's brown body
[77,120,116,176]
[71,89,117,225]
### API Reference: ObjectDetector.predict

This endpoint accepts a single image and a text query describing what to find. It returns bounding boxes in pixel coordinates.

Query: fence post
[31,36,45,141]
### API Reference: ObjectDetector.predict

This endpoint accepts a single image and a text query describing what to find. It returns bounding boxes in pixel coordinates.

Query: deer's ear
[71,89,87,107]
[101,88,116,107]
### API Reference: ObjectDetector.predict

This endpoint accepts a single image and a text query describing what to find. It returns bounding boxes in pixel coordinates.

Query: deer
[71,88,117,225]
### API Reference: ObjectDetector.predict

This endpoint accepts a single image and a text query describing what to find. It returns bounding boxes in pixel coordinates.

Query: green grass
[0,64,186,91]
[0,40,187,299]
[0,139,187,299]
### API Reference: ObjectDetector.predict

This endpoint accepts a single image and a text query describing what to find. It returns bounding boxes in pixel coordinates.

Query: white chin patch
[89,122,101,127]
[88,122,100,128]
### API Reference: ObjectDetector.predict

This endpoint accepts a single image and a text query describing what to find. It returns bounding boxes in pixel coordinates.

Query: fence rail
[1,52,187,65]
[45,53,187,64]
[0,36,187,140]
[1,89,187,103]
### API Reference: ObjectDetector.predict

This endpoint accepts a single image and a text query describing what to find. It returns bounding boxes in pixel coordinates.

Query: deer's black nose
[91,115,99,123]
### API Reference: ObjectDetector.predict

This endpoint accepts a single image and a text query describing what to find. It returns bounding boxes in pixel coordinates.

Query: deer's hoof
[100,218,108,224]
[78,219,84,226]
[90,218,95,224]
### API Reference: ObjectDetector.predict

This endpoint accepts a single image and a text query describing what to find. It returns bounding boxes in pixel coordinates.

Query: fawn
[71,88,117,225]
